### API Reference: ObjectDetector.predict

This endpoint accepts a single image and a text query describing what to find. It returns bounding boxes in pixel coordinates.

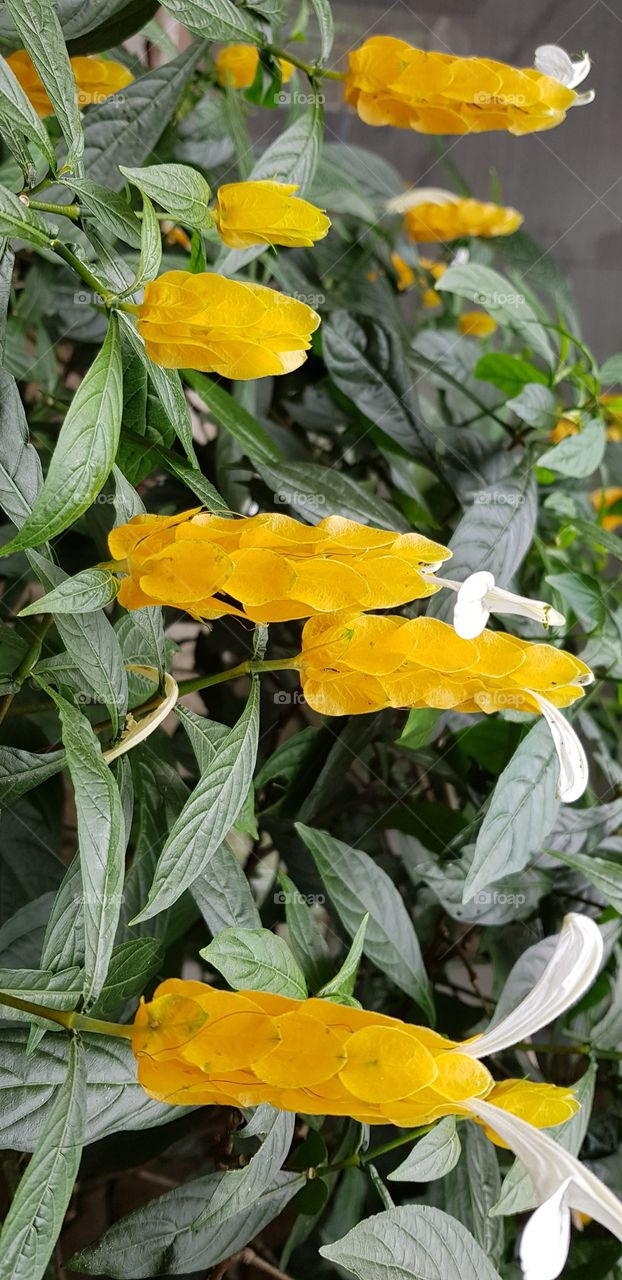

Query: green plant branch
[176,656,299,697]
[0,614,52,726]
[264,44,345,81]
[49,239,116,305]
[0,990,134,1038]
[29,199,80,220]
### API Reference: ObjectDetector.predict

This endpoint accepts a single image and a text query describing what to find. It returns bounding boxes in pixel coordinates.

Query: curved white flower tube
[529,691,590,803]
[534,44,592,91]
[451,571,566,641]
[103,665,178,763]
[462,913,603,1060]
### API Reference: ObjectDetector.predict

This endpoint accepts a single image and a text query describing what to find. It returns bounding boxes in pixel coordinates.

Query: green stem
[29,199,80,220]
[323,1124,433,1173]
[0,614,52,726]
[0,990,135,1038]
[265,44,345,81]
[50,239,115,305]
[176,657,299,697]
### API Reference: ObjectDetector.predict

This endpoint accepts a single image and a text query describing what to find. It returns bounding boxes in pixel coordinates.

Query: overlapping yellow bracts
[296,613,591,718]
[8,50,133,116]
[404,197,522,242]
[215,44,294,90]
[132,979,577,1138]
[590,487,622,532]
[345,37,577,135]
[459,311,497,338]
[108,509,451,623]
[137,271,320,378]
[215,181,330,249]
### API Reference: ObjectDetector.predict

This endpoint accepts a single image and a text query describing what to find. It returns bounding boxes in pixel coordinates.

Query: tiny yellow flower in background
[215,44,294,90]
[8,49,133,116]
[459,311,498,337]
[344,37,593,135]
[107,509,451,622]
[552,402,622,444]
[390,252,415,291]
[137,270,320,379]
[396,190,523,242]
[162,223,192,253]
[214,181,330,249]
[590,487,622,531]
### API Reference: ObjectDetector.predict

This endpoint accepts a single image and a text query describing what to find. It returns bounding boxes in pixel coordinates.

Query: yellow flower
[137,270,320,378]
[7,49,133,116]
[162,223,192,252]
[590,487,622,531]
[107,509,451,622]
[403,193,523,242]
[459,311,498,337]
[344,36,592,135]
[390,252,415,291]
[214,181,330,249]
[552,400,622,444]
[215,44,294,90]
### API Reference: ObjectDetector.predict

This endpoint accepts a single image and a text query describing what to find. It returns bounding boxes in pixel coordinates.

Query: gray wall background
[322,0,621,359]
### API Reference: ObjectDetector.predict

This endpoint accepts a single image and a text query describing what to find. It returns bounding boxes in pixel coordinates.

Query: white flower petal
[385,187,460,214]
[534,45,591,89]
[520,1181,572,1280]
[463,913,602,1059]
[103,666,178,763]
[451,572,565,639]
[532,692,589,802]
[468,1098,622,1246]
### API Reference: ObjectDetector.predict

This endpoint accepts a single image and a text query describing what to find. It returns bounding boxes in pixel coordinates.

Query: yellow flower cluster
[107,509,450,623]
[296,613,591,717]
[137,271,320,378]
[8,49,133,116]
[403,196,523,242]
[215,180,330,249]
[590,487,622,531]
[345,36,580,135]
[132,978,577,1137]
[215,44,294,90]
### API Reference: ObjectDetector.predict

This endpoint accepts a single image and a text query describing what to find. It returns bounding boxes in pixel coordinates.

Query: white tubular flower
[103,666,178,764]
[449,570,565,641]
[385,186,461,214]
[534,44,592,90]
[462,913,603,1060]
[467,1100,622,1280]
[529,691,590,803]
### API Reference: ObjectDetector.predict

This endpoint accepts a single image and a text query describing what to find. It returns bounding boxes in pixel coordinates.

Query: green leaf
[4,0,84,173]
[64,0,160,53]
[0,1036,85,1280]
[257,459,409,529]
[0,965,82,1006]
[0,745,65,807]
[251,91,323,193]
[537,418,606,477]
[195,1106,294,1227]
[320,1205,503,1280]
[428,469,537,623]
[0,184,53,247]
[118,313,198,468]
[132,680,260,922]
[183,368,282,464]
[69,1170,302,1277]
[322,312,421,451]
[474,352,548,397]
[119,161,213,230]
[157,0,261,41]
[599,354,622,385]
[0,1029,188,1153]
[297,823,433,1020]
[39,682,125,1006]
[192,841,260,933]
[19,567,120,616]
[545,571,604,631]
[1,315,122,553]
[554,849,622,913]
[0,52,57,171]
[506,382,557,428]
[309,0,334,63]
[0,369,43,525]
[438,262,554,363]
[201,926,307,997]
[442,1123,503,1265]
[122,191,162,293]
[463,720,560,904]
[82,44,204,190]
[318,914,368,1000]
[570,517,622,561]
[90,937,164,1019]
[65,176,142,246]
[388,1117,461,1183]
[397,708,440,751]
[277,870,332,991]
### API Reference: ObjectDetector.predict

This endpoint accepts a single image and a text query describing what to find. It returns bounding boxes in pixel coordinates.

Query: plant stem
[0,614,52,726]
[50,239,115,304]
[176,656,300,697]
[0,990,134,1038]
[265,44,345,81]
[323,1124,433,1173]
[29,199,80,220]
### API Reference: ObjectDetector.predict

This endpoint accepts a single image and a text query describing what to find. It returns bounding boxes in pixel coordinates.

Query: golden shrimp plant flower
[388,188,523,242]
[214,181,331,249]
[215,44,293,89]
[136,271,320,378]
[106,509,451,623]
[131,915,622,1280]
[296,613,592,801]
[345,38,593,135]
[7,49,133,115]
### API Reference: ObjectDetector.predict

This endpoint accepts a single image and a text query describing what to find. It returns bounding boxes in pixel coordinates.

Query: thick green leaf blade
[192,841,260,933]
[278,870,332,991]
[538,419,606,477]
[118,313,198,467]
[388,1117,461,1183]
[66,176,142,246]
[19,567,120,616]
[322,312,421,450]
[463,720,560,904]
[183,368,282,464]
[309,0,334,63]
[5,0,84,173]
[297,823,433,1019]
[132,680,260,922]
[195,1106,294,1227]
[320,1205,503,1280]
[201,926,307,998]
[0,52,56,170]
[258,459,409,529]
[121,191,161,294]
[158,0,260,40]
[0,745,65,808]
[554,849,622,913]
[438,262,554,363]
[1,315,123,553]
[120,161,213,230]
[318,914,368,1000]
[0,1036,85,1280]
[0,184,52,247]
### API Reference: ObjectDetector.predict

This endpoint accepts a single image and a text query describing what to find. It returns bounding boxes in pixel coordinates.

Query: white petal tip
[534,44,592,89]
[385,186,460,214]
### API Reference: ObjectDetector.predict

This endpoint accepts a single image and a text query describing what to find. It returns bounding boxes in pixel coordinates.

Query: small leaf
[309,0,334,63]
[438,262,554,362]
[120,161,213,230]
[120,191,162,294]
[1,315,123,553]
[258,460,409,529]
[537,418,606,477]
[554,848,622,913]
[19,568,120,616]
[183,368,282,464]
[318,914,368,1000]
[320,1204,503,1280]
[388,1117,461,1183]
[474,352,548,396]
[157,0,261,41]
[201,926,308,998]
[90,937,164,1019]
[278,870,332,991]
[0,184,53,247]
[195,1106,294,1227]
[0,51,56,171]
[65,176,142,246]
